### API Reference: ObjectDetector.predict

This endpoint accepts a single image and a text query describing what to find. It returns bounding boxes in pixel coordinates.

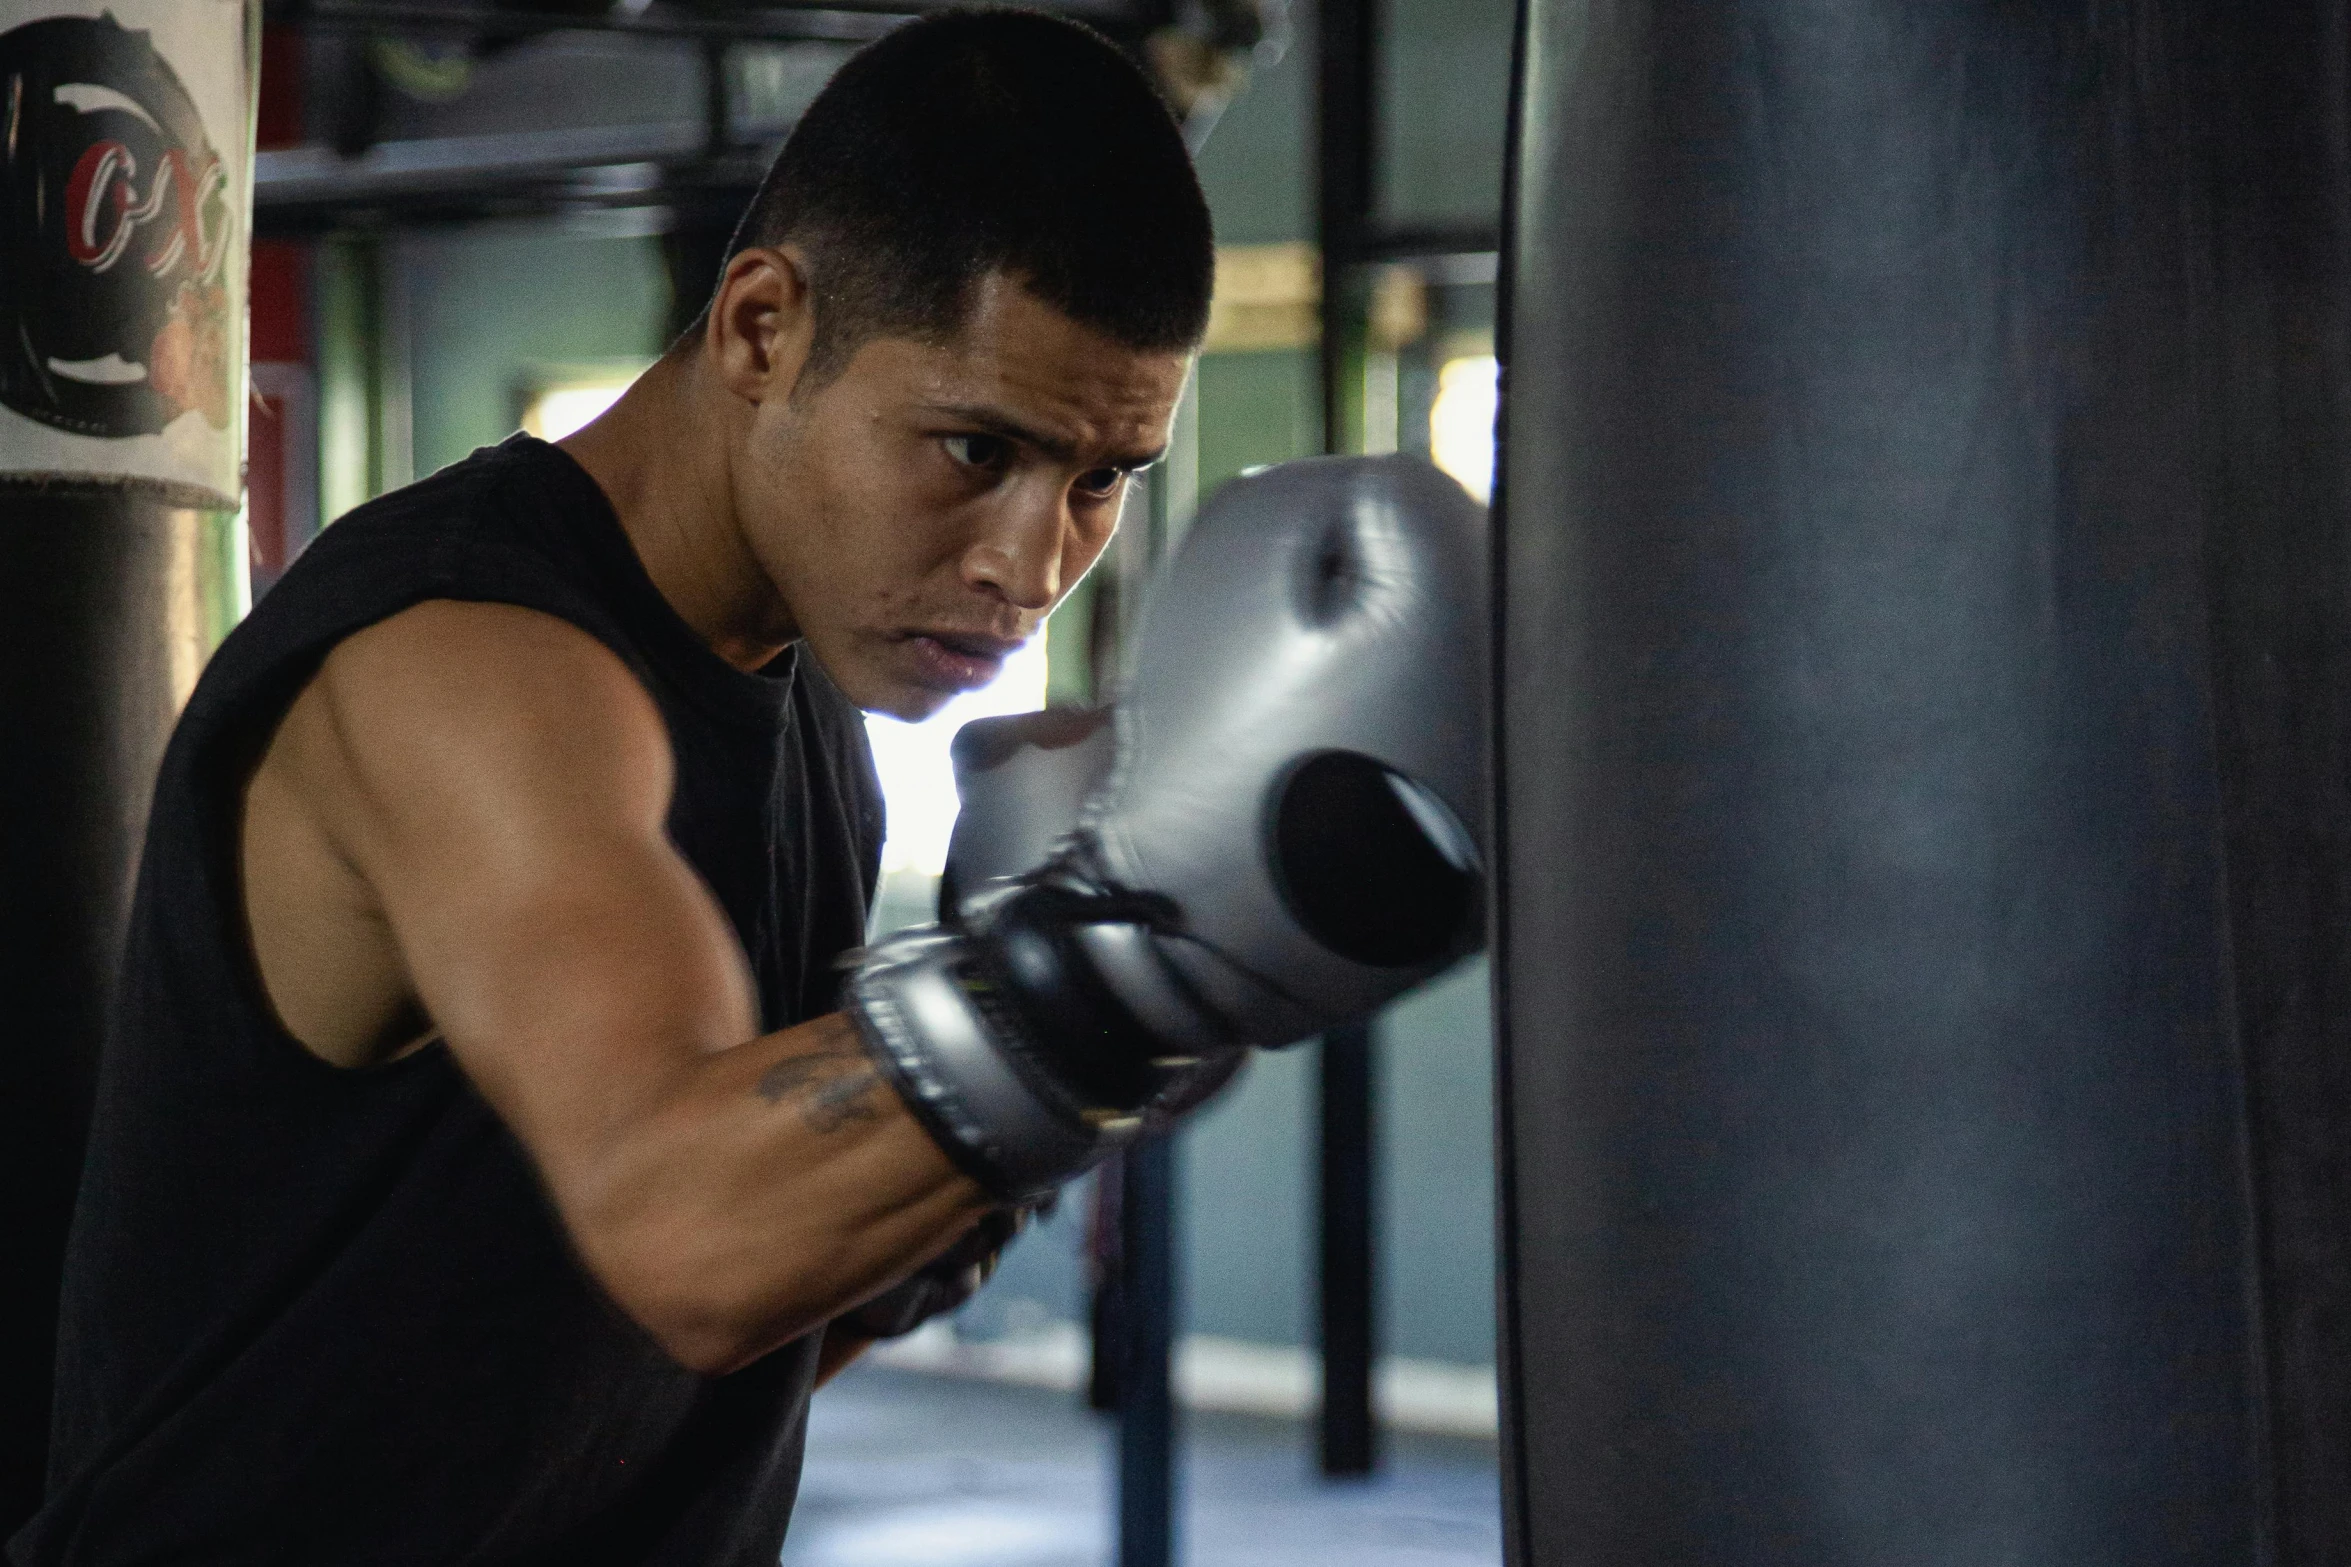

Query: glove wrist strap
[844,927,1138,1203]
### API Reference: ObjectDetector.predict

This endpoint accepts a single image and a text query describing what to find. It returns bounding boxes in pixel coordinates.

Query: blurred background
[239,3,1515,1561]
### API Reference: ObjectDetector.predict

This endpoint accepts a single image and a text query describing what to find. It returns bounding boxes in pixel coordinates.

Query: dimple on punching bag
[0,0,254,1530]
[1495,3,2351,1562]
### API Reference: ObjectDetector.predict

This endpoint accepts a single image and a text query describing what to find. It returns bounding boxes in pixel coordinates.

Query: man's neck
[560,353,800,674]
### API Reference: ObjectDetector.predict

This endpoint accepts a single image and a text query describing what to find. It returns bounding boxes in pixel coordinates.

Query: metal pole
[1312,0,1380,1480]
[1107,459,1185,1567]
[1316,1022,1376,1476]
[1314,0,1373,458]
[1116,1136,1177,1567]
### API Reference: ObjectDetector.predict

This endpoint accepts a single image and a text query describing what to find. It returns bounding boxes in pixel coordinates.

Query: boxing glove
[833,1206,1030,1340]
[936,704,1115,917]
[844,455,1488,1202]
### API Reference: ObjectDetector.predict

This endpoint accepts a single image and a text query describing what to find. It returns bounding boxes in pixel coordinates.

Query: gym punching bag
[1496,3,2351,1562]
[0,0,254,1529]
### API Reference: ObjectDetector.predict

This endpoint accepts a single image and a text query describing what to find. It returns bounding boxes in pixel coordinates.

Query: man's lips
[901,629,1023,691]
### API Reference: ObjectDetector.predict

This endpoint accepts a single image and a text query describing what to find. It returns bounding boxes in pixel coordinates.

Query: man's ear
[706,246,816,406]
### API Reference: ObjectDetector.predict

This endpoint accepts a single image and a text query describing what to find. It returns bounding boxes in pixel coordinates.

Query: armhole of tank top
[196,607,458,1087]
[196,560,667,1087]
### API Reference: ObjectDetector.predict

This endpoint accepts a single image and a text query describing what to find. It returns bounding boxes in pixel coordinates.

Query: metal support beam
[1313,0,1372,457]
[1316,1022,1376,1477]
[249,0,1180,235]
[252,123,764,237]
[1311,0,1380,1480]
[262,2,919,45]
[1116,1137,1177,1567]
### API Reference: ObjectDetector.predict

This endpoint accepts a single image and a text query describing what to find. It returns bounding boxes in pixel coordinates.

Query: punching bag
[1496,3,2351,1562]
[0,0,253,1528]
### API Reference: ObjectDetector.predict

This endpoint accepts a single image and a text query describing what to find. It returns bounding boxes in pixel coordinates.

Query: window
[1428,353,1498,502]
[517,361,651,443]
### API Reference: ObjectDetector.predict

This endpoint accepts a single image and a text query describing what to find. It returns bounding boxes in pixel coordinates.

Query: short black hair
[717,9,1214,379]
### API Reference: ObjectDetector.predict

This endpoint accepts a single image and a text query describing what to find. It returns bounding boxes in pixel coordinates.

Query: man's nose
[961,496,1065,612]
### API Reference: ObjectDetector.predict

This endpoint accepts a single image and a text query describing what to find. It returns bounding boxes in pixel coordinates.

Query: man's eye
[943,434,1011,471]
[1074,467,1124,498]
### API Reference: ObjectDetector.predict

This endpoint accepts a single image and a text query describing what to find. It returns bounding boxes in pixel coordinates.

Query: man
[13,13,1211,1563]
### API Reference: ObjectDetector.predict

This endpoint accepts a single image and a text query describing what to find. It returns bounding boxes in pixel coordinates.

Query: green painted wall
[1191,27,1311,246]
[1194,351,1321,498]
[403,226,670,482]
[1377,0,1516,231]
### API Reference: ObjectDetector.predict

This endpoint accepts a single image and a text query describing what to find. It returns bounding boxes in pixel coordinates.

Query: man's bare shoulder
[243,601,684,1068]
[297,598,673,832]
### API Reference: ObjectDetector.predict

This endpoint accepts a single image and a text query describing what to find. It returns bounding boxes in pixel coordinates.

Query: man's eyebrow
[925,403,1166,472]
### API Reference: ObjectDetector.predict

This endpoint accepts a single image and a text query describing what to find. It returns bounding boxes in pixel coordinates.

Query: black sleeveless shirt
[12,437,885,1566]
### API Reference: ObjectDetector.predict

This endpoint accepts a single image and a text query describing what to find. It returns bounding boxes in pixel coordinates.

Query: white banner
[0,0,255,507]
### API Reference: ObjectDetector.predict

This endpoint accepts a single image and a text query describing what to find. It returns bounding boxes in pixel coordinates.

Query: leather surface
[1490,1,2351,1560]
[1094,454,1489,1045]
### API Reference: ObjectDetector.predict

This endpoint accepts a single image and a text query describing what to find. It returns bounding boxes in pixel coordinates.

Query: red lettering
[63,139,135,271]
[143,148,194,277]
[63,139,223,283]
[146,150,228,282]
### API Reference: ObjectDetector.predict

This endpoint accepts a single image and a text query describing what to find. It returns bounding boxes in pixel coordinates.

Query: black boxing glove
[833,1206,1029,1341]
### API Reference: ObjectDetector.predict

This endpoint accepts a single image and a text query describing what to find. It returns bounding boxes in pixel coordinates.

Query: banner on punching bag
[0,1,254,509]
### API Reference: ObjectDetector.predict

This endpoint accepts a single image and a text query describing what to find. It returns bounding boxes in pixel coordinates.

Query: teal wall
[1194,352,1321,496]
[1376,0,1516,232]
[1376,961,1496,1365]
[1178,960,1497,1366]
[1192,25,1309,245]
[403,226,670,481]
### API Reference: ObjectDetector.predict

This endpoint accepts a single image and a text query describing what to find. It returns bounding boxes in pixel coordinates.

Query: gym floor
[781,1363,1503,1567]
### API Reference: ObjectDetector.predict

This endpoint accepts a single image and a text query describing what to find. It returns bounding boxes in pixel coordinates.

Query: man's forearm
[554,1012,987,1376]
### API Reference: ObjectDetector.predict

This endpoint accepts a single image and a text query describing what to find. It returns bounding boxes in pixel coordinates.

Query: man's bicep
[401,829,762,1150]
[314,601,761,1145]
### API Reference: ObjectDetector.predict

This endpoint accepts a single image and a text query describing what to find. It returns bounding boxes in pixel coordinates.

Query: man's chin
[834,663,958,723]
[792,638,932,721]
[807,634,1003,722]
[868,686,957,723]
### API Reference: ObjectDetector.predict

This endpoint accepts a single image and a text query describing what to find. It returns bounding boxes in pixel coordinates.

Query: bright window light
[522,380,636,443]
[865,636,1052,878]
[1429,354,1499,502]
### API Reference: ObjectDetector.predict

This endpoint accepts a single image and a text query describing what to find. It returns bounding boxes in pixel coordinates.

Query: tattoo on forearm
[756,1048,884,1133]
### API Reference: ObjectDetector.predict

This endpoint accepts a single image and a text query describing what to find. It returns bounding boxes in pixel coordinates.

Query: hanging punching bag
[0,0,254,1529]
[1495,2,2351,1562]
